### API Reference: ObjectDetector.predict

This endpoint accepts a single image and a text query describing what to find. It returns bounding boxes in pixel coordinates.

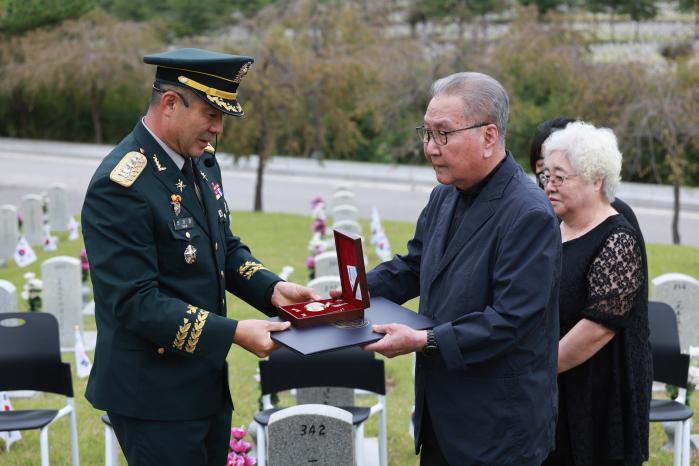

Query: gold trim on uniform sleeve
[172,317,191,350]
[185,310,209,354]
[110,152,147,187]
[238,261,268,280]
[186,304,198,315]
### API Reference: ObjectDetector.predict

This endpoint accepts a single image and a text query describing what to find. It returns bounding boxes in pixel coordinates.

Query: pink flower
[231,439,251,454]
[311,218,326,233]
[244,456,257,466]
[305,256,315,269]
[231,427,247,440]
[80,249,90,271]
[310,196,324,209]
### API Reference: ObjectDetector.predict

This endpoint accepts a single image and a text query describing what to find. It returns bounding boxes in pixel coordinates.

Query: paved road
[2,145,698,248]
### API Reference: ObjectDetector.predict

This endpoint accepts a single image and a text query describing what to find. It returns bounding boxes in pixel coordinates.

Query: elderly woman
[540,121,651,466]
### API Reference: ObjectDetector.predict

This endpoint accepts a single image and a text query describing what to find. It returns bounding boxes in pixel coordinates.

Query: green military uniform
[81,49,280,465]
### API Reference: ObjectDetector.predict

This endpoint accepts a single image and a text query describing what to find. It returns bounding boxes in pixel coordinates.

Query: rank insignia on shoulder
[110,152,147,187]
[238,261,268,280]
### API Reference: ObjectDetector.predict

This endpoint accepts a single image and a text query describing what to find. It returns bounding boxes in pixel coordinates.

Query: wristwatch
[422,329,439,356]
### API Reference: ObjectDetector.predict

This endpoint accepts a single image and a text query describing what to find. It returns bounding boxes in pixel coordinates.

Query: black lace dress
[544,214,652,466]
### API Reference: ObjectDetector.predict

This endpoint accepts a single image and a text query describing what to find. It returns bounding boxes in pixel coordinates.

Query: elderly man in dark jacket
[364,72,561,466]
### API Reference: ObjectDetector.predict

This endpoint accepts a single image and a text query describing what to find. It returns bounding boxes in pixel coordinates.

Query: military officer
[81,48,319,466]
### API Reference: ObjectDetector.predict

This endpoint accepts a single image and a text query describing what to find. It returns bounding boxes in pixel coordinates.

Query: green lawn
[1,211,698,465]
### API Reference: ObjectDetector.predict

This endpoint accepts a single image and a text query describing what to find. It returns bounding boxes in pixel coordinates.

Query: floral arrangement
[227,426,256,466]
[306,195,331,280]
[21,272,42,312]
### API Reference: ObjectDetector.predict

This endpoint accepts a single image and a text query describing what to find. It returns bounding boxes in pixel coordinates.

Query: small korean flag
[67,216,80,241]
[74,326,92,378]
[0,392,22,451]
[42,225,58,252]
[13,236,37,268]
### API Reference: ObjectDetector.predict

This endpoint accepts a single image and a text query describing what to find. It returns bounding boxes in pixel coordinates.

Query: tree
[221,0,399,211]
[618,68,699,244]
[678,0,699,38]
[0,9,161,143]
[620,0,657,40]
[0,0,92,35]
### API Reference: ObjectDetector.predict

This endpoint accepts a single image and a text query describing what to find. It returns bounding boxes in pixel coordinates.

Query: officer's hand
[362,324,427,358]
[328,288,343,299]
[270,281,321,307]
[233,320,290,358]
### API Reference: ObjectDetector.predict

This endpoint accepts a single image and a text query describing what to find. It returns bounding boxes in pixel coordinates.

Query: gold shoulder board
[204,143,215,154]
[109,152,147,187]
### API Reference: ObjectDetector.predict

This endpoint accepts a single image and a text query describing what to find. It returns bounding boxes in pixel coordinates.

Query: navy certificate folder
[270,296,435,355]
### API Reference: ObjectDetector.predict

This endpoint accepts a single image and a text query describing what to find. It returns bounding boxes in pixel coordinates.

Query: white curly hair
[542,121,622,202]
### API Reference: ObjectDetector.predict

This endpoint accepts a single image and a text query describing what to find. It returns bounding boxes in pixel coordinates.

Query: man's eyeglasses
[538,172,579,187]
[415,122,491,146]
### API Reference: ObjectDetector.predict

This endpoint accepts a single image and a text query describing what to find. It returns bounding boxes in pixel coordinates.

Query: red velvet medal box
[278,229,369,327]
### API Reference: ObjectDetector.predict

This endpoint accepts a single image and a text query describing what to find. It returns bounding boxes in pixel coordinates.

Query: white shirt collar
[141,117,185,170]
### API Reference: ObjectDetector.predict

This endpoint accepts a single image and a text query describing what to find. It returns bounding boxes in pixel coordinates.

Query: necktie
[182,158,204,211]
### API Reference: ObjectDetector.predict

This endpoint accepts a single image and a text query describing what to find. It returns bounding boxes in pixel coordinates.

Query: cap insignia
[110,152,147,187]
[233,62,252,84]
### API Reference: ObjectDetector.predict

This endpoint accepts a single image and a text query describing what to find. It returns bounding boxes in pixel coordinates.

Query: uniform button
[215,242,218,251]
[220,270,224,279]
[185,231,191,239]
[157,347,165,355]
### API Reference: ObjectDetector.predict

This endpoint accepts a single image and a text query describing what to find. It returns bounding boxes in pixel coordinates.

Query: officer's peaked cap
[144,48,254,117]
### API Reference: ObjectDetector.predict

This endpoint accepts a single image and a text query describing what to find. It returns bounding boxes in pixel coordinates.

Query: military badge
[170,194,182,216]
[199,170,208,182]
[184,244,197,264]
[212,182,223,200]
[152,154,167,172]
[176,179,186,192]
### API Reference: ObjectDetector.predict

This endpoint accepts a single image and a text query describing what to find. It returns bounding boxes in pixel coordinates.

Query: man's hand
[233,319,290,358]
[328,288,343,299]
[362,324,428,358]
[270,281,321,307]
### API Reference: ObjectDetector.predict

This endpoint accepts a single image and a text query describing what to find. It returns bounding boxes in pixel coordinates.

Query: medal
[304,302,327,313]
[170,194,182,216]
[184,244,197,264]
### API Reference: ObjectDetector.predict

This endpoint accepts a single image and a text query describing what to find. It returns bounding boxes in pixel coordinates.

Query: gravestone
[307,276,341,299]
[267,404,354,466]
[652,273,699,352]
[332,205,359,223]
[21,194,44,246]
[0,205,19,262]
[332,190,356,208]
[314,251,339,278]
[47,183,70,232]
[333,220,363,236]
[297,387,355,407]
[0,280,17,313]
[41,256,83,350]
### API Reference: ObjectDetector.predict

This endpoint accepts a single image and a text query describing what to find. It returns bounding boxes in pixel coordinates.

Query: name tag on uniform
[173,217,194,230]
